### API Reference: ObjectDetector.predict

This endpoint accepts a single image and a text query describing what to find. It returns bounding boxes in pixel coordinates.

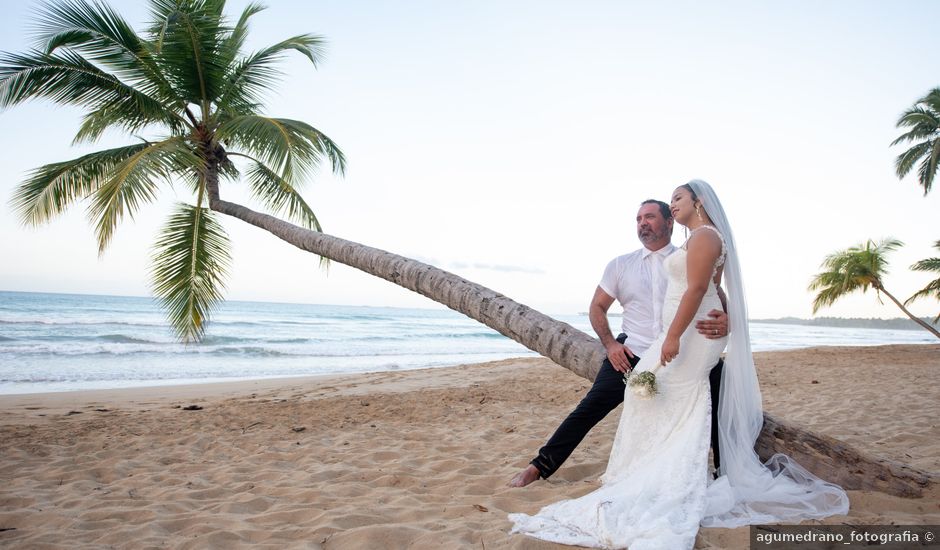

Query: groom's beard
[638,227,669,245]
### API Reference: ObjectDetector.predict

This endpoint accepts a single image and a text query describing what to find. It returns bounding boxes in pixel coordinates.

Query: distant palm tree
[906,240,940,323]
[892,87,940,196]
[0,0,605,377]
[809,238,940,338]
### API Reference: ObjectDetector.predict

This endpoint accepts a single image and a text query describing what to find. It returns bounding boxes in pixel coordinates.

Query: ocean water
[0,291,934,394]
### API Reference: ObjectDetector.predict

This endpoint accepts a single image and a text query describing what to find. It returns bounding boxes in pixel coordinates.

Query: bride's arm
[660,231,722,365]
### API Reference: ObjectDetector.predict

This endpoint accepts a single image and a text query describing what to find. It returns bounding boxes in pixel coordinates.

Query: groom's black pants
[530,333,724,479]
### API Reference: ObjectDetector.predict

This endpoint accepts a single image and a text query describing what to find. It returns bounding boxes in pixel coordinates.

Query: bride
[509,180,849,549]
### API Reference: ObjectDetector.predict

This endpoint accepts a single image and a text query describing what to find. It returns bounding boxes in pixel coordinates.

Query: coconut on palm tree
[809,238,940,338]
[906,240,940,323]
[892,87,940,196]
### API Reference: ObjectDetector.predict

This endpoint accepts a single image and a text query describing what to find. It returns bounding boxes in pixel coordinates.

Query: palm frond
[919,87,940,113]
[905,276,940,323]
[893,89,940,195]
[910,240,940,274]
[217,116,346,183]
[88,136,202,253]
[915,138,940,194]
[895,141,932,179]
[878,238,904,252]
[905,274,940,296]
[215,2,266,77]
[810,283,850,314]
[243,157,323,230]
[912,259,940,273]
[150,202,231,342]
[0,48,185,135]
[857,237,902,270]
[216,34,327,114]
[31,0,180,106]
[147,0,230,105]
[72,98,187,143]
[10,143,150,226]
[905,240,940,319]
[218,157,241,182]
[891,107,939,144]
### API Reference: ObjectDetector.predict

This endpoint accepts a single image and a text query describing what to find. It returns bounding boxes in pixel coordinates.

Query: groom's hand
[696,310,728,339]
[606,341,635,373]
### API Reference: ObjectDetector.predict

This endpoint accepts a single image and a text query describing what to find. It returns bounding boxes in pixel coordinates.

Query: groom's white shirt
[598,243,676,357]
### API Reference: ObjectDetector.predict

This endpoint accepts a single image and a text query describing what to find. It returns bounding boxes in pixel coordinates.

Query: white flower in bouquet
[623,363,663,399]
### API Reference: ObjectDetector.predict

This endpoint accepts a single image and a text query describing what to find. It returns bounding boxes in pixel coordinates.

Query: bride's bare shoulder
[685,228,722,258]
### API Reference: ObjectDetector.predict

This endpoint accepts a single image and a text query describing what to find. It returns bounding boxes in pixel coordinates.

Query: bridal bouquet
[623,363,663,399]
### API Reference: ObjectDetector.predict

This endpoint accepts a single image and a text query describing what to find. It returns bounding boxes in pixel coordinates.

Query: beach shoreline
[5,291,937,399]
[1,344,938,549]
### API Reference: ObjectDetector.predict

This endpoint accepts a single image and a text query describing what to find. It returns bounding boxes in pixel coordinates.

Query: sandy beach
[1,344,938,549]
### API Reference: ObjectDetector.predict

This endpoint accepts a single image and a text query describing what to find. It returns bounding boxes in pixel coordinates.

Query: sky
[1,0,939,319]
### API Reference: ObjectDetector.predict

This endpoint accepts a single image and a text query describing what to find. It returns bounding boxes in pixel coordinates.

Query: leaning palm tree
[892,87,940,196]
[4,0,933,497]
[0,0,605,377]
[809,238,940,338]
[905,240,940,323]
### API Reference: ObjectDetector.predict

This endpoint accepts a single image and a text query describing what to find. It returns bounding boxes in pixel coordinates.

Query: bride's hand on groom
[606,341,634,373]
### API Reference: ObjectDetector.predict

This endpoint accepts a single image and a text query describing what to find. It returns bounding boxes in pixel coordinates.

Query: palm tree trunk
[877,285,940,339]
[207,189,936,497]
[206,189,607,379]
[758,413,936,497]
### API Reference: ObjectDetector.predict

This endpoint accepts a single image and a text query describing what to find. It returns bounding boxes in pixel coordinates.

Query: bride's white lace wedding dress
[509,237,727,550]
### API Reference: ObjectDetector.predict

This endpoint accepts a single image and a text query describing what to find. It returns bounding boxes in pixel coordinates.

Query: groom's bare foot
[508,464,540,488]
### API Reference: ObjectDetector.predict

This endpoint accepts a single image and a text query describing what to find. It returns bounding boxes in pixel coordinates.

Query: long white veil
[686,179,850,527]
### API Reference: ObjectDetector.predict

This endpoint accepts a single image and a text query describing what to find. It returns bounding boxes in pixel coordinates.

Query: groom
[509,199,729,487]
